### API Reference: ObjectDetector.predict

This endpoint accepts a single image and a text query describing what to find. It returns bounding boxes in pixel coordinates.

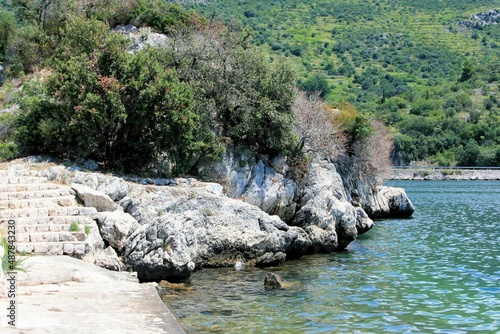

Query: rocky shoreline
[391,168,500,181]
[1,153,414,282]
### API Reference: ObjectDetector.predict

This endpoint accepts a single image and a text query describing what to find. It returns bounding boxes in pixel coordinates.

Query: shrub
[0,10,16,60]
[16,32,201,174]
[348,116,393,184]
[166,24,297,157]
[299,73,331,98]
[292,91,346,160]
[0,142,17,161]
[69,222,80,232]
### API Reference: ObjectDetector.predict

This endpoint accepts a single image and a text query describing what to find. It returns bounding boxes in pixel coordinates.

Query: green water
[162,181,500,333]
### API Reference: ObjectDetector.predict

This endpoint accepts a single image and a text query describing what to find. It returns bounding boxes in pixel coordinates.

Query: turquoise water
[162,181,500,333]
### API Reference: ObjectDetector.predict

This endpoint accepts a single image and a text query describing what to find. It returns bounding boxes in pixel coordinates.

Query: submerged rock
[264,272,289,289]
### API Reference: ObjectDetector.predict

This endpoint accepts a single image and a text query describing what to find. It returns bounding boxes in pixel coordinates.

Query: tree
[16,32,201,174]
[299,73,331,98]
[458,140,480,166]
[0,10,16,60]
[459,59,474,82]
[292,91,346,160]
[164,23,297,156]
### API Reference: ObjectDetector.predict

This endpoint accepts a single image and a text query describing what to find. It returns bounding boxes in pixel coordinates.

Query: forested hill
[181,0,500,167]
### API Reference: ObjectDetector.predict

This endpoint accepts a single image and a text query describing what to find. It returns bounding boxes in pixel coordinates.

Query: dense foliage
[182,0,500,166]
[0,0,304,175]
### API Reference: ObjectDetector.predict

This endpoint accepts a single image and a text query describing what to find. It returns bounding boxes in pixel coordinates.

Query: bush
[0,141,17,161]
[299,73,331,98]
[292,91,346,160]
[165,25,297,157]
[0,10,16,60]
[16,32,201,174]
[458,140,480,166]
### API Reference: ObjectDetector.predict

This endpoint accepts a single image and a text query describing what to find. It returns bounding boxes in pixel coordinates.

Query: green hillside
[182,0,500,166]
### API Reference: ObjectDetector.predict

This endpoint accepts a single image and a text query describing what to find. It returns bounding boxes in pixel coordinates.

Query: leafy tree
[299,73,331,97]
[0,10,16,60]
[16,32,201,174]
[164,24,297,157]
[458,140,480,166]
[459,59,474,82]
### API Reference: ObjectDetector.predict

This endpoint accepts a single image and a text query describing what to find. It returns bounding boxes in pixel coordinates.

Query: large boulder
[293,160,373,251]
[109,184,312,281]
[72,183,118,212]
[197,149,298,222]
[96,211,141,252]
[374,186,415,218]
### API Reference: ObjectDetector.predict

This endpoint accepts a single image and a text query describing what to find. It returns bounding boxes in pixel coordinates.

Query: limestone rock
[264,272,288,289]
[376,186,415,218]
[197,149,297,222]
[355,207,373,234]
[72,183,118,212]
[120,184,312,281]
[86,246,126,271]
[96,211,141,252]
[96,176,130,201]
[294,160,371,251]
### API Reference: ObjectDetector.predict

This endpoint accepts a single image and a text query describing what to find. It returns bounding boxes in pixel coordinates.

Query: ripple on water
[164,181,500,333]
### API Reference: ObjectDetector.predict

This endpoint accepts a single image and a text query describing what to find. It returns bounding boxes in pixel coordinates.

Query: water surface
[163,181,500,333]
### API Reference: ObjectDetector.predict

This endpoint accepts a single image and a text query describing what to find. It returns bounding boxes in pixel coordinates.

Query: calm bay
[163,180,500,333]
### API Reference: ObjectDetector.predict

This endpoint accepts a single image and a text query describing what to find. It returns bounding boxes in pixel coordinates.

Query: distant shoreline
[390,167,500,180]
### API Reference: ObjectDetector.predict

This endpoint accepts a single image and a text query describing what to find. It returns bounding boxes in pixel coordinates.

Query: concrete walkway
[0,256,186,334]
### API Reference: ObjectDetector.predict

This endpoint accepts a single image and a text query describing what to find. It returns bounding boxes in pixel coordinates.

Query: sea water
[162,180,500,333]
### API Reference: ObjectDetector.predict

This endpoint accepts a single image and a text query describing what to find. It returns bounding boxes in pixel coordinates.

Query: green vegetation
[1,233,25,273]
[183,0,500,166]
[0,0,303,175]
[0,0,411,183]
[84,225,91,236]
[69,222,80,232]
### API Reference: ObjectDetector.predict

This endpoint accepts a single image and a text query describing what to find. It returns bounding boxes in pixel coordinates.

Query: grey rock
[355,207,373,234]
[97,211,141,252]
[83,159,99,171]
[294,159,370,251]
[96,176,130,201]
[264,272,288,289]
[72,183,118,212]
[198,149,297,222]
[376,186,415,218]
[120,184,311,281]
[90,246,126,271]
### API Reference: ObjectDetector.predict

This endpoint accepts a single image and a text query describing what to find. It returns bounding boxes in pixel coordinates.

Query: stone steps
[0,165,103,258]
[17,231,86,243]
[0,170,40,177]
[19,223,91,233]
[0,176,48,185]
[16,241,88,258]
[0,206,97,219]
[1,215,95,225]
[0,183,61,192]
[0,195,78,209]
[0,215,95,225]
[0,188,75,201]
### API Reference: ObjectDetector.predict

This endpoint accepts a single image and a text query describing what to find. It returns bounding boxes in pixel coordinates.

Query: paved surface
[0,256,187,333]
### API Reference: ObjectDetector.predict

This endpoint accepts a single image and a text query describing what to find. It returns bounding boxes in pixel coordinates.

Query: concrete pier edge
[0,255,187,333]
